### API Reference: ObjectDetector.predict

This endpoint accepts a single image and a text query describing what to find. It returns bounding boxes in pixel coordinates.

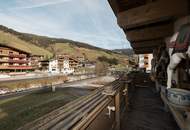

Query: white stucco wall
[49,60,59,73]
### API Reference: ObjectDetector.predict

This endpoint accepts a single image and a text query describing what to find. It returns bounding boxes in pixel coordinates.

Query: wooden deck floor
[121,72,179,130]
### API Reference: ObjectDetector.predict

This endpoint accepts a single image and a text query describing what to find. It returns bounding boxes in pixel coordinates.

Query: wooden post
[52,83,55,92]
[115,92,120,130]
[124,83,129,109]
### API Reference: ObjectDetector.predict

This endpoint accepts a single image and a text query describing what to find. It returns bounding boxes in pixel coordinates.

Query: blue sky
[0,0,130,49]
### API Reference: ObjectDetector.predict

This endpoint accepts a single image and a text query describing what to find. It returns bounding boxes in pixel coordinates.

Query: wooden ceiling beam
[125,23,173,42]
[134,49,153,54]
[108,0,120,15]
[131,39,164,48]
[131,39,166,54]
[118,0,189,29]
[118,0,147,11]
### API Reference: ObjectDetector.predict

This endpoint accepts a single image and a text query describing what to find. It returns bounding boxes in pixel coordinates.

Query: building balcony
[69,62,78,64]
[0,59,29,64]
[0,53,26,58]
[9,54,26,58]
[0,59,9,62]
[0,53,9,57]
[0,65,33,70]
[9,59,29,64]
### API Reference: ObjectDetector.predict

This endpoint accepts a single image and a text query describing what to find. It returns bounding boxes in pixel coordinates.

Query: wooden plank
[132,43,158,49]
[134,48,153,54]
[126,23,173,42]
[131,39,164,48]
[118,0,147,12]
[115,93,120,130]
[134,50,153,54]
[108,0,120,15]
[118,0,189,29]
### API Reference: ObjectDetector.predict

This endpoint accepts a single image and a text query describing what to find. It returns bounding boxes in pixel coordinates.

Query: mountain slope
[0,30,53,58]
[0,25,113,53]
[48,43,127,61]
[0,25,128,63]
[113,49,134,56]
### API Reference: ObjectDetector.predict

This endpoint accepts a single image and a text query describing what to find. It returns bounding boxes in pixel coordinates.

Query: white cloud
[0,0,130,49]
[12,0,75,10]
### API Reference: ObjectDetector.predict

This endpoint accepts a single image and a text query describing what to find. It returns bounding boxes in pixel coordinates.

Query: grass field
[0,87,92,130]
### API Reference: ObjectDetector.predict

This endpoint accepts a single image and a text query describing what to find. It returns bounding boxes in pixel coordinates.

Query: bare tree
[95,61,108,76]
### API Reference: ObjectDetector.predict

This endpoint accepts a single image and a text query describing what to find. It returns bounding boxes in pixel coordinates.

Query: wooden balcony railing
[8,59,29,64]
[0,65,33,70]
[9,54,26,58]
[0,59,29,64]
[0,53,26,58]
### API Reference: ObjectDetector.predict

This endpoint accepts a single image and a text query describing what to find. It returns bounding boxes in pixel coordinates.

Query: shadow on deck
[121,72,179,130]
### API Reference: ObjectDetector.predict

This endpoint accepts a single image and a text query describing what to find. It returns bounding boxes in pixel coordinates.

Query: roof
[56,54,79,62]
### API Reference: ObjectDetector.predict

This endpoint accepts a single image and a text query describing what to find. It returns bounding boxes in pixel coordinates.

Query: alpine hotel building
[0,45,33,72]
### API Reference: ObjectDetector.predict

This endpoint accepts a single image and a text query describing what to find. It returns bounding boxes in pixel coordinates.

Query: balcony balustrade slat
[0,65,33,70]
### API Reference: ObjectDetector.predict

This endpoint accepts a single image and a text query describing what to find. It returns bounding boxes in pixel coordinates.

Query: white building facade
[61,57,74,74]
[138,54,153,72]
[49,60,59,74]
[48,58,74,75]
